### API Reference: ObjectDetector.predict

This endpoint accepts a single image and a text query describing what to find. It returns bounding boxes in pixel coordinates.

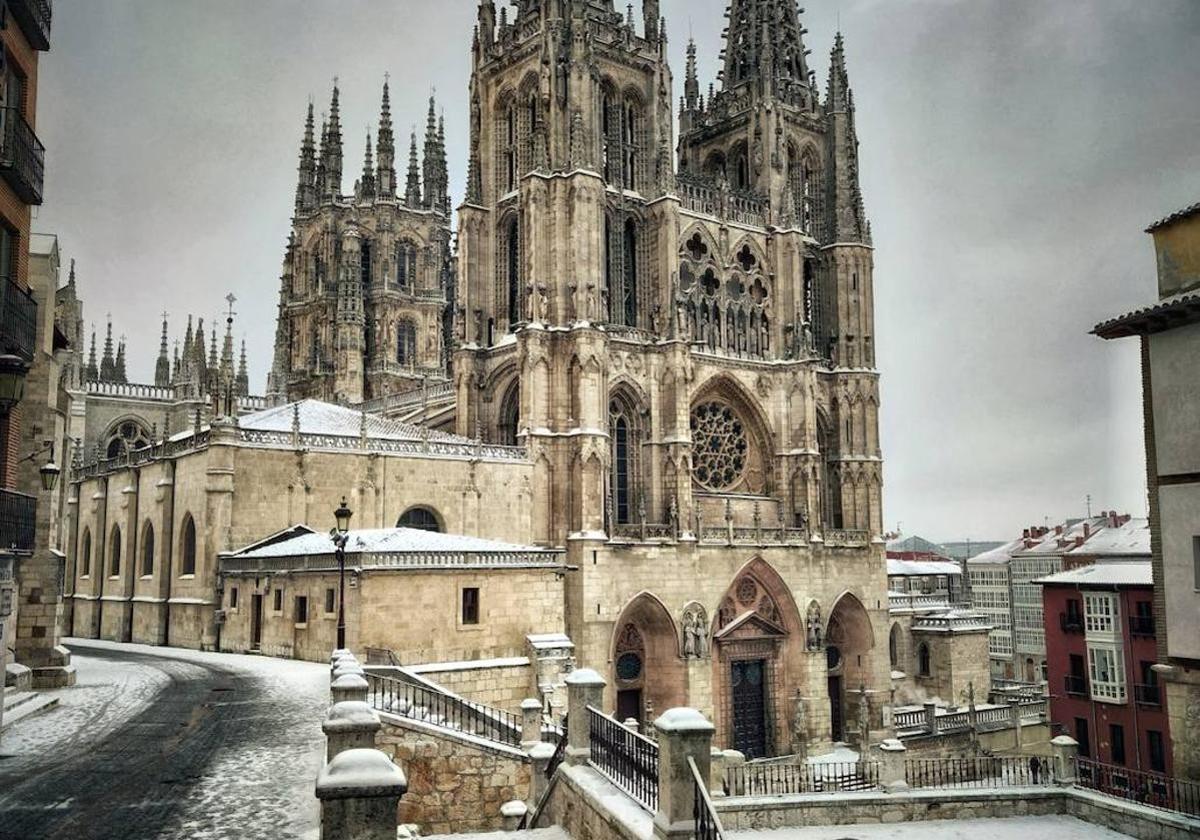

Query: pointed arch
[141,520,155,577]
[497,378,521,446]
[611,591,686,724]
[689,373,776,496]
[609,382,648,527]
[109,524,122,577]
[180,513,197,577]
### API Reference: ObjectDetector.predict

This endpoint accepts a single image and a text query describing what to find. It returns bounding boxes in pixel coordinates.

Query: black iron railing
[545,714,568,779]
[905,756,1053,789]
[0,276,37,361]
[0,106,45,205]
[725,761,880,796]
[690,756,726,840]
[1133,683,1162,707]
[587,706,659,812]
[1077,758,1200,818]
[1059,612,1084,633]
[0,488,36,552]
[7,0,52,51]
[1065,674,1089,696]
[365,671,522,748]
[1129,615,1156,637]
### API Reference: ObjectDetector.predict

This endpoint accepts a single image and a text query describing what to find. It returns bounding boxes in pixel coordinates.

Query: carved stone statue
[681,604,708,660]
[806,602,823,651]
[790,690,808,758]
[857,686,871,746]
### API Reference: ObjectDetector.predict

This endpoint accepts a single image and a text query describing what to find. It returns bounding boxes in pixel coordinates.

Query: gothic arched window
[918,642,931,677]
[601,92,614,183]
[397,507,442,532]
[181,514,197,577]
[506,105,517,192]
[396,240,418,288]
[360,240,372,287]
[498,381,520,446]
[141,522,155,577]
[623,219,638,327]
[690,401,749,492]
[397,321,416,366]
[611,407,632,525]
[506,216,521,328]
[817,416,843,530]
[105,419,152,460]
[109,525,122,577]
[80,528,91,577]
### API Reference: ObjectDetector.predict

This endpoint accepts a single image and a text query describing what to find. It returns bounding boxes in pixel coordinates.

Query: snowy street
[0,639,328,840]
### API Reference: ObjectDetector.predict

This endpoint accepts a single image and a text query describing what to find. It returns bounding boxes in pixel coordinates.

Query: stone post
[708,747,726,797]
[316,748,407,840]
[1009,700,1023,751]
[521,698,544,748]
[564,668,605,766]
[324,700,382,761]
[333,660,366,680]
[1050,735,1079,785]
[876,738,908,792]
[923,701,938,735]
[501,800,527,831]
[624,717,641,735]
[652,708,715,840]
[527,741,556,809]
[333,673,370,704]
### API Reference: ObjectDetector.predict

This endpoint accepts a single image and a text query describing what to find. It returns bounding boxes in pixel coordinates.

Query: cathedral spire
[295,100,317,213]
[85,326,98,382]
[193,317,208,389]
[115,338,128,384]
[237,339,249,396]
[181,315,194,381]
[422,94,447,211]
[376,77,396,198]
[684,37,700,111]
[323,81,343,200]
[720,0,812,97]
[155,313,171,387]
[221,294,236,379]
[360,129,376,199]
[437,115,449,210]
[826,32,850,111]
[405,129,422,207]
[100,317,116,382]
[68,258,76,287]
[825,32,870,244]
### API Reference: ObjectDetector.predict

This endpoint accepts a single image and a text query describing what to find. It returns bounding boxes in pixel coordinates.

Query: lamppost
[332,497,353,649]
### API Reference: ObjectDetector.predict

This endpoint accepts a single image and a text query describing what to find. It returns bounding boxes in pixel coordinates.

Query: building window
[1084,592,1117,636]
[917,642,931,677]
[1131,600,1155,636]
[461,587,480,625]
[141,523,155,577]
[1193,536,1200,590]
[396,240,417,288]
[325,588,336,614]
[109,526,122,577]
[273,589,282,612]
[1067,653,1087,695]
[1075,717,1091,758]
[397,320,416,366]
[229,587,238,609]
[360,241,372,287]
[506,216,520,327]
[104,420,152,459]
[80,528,91,577]
[1110,723,1126,765]
[1148,730,1166,773]
[295,595,308,625]
[181,514,197,576]
[1088,644,1126,703]
[397,507,441,532]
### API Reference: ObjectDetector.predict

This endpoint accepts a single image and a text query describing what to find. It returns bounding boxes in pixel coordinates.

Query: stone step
[0,690,59,730]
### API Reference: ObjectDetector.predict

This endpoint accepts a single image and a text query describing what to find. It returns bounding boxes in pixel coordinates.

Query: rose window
[690,401,749,491]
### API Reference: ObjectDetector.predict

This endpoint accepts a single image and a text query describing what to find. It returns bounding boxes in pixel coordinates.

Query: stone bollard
[1009,700,1024,751]
[501,800,528,831]
[333,660,366,681]
[708,747,727,798]
[521,698,544,748]
[564,668,605,766]
[332,673,370,704]
[923,701,938,735]
[652,708,715,840]
[324,700,383,762]
[331,651,357,675]
[722,750,746,797]
[1051,735,1079,785]
[527,741,557,809]
[877,738,908,792]
[315,748,407,840]
[331,648,354,664]
[624,717,641,735]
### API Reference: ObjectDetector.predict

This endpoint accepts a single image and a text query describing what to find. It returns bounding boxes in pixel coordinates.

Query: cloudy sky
[33,1,1200,541]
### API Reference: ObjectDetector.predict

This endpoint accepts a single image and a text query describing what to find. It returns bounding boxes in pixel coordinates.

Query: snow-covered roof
[1065,518,1150,558]
[887,558,961,577]
[885,535,949,557]
[29,233,57,256]
[229,525,557,559]
[1014,517,1108,557]
[239,399,471,445]
[1038,561,1152,587]
[966,538,1026,566]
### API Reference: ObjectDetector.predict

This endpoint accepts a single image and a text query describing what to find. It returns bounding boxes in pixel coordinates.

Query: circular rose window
[690,401,749,491]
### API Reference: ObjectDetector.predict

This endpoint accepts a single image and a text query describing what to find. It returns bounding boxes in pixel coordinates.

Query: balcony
[7,0,52,51]
[0,106,45,204]
[0,275,37,360]
[0,487,36,552]
[1065,674,1089,697]
[1059,612,1084,633]
[1134,683,1162,707]
[1129,615,1156,637]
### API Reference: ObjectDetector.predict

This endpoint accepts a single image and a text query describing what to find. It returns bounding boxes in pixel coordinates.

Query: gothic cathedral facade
[452,0,886,755]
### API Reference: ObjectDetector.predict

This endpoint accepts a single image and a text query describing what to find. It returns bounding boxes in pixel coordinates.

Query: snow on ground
[807,744,859,765]
[728,815,1134,840]
[424,829,570,840]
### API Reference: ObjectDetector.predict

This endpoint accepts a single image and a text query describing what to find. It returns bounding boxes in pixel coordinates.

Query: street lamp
[332,497,353,650]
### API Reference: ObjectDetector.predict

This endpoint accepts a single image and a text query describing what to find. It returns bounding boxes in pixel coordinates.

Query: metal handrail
[365,671,522,748]
[905,756,1053,789]
[690,756,726,840]
[1076,757,1200,818]
[587,705,659,812]
[0,105,45,204]
[725,760,880,796]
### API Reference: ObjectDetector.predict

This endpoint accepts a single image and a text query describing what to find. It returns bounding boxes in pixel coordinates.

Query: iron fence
[545,715,567,779]
[0,488,36,552]
[905,756,1053,789]
[366,671,522,748]
[1077,758,1200,818]
[691,756,726,840]
[587,705,659,812]
[0,275,37,361]
[725,761,880,796]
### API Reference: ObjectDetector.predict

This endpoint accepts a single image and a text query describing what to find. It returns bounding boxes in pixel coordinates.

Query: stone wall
[899,721,1053,758]
[373,715,530,834]
[409,660,533,712]
[535,763,650,840]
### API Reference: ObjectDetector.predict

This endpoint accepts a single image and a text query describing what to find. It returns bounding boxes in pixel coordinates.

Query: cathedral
[66,0,930,761]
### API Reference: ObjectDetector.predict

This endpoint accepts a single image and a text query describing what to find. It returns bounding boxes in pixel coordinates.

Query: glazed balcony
[0,487,36,553]
[7,0,52,51]
[0,275,37,361]
[0,106,45,204]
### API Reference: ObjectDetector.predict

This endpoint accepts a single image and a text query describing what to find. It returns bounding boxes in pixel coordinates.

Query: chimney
[1023,529,1030,540]
[1083,523,1091,539]
[1055,525,1063,536]
[1075,536,1084,548]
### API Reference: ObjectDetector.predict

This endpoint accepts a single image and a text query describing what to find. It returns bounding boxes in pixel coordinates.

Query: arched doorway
[712,559,805,758]
[825,593,875,743]
[610,593,684,726]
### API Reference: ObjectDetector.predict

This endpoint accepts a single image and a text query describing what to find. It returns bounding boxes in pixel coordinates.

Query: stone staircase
[2,684,59,731]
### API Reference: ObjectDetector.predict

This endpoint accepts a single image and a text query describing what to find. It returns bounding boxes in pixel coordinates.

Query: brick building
[1040,561,1170,774]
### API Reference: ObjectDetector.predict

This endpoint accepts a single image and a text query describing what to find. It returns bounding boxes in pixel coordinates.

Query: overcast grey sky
[33,1,1200,541]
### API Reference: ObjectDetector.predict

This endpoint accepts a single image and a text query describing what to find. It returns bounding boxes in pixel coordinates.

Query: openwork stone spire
[720,0,812,94]
[155,313,171,386]
[376,78,396,197]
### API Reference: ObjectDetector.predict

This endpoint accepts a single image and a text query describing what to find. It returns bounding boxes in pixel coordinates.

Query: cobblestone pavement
[0,639,328,840]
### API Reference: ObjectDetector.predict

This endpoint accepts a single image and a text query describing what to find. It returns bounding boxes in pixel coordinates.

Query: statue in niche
[681,604,708,659]
[806,602,823,651]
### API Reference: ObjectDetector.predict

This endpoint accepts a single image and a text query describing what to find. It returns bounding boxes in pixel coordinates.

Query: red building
[1040,562,1171,774]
